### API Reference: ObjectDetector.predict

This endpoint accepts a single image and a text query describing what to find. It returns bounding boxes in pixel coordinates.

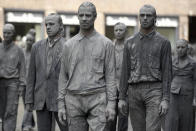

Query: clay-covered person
[25,13,68,131]
[21,32,36,131]
[118,4,172,131]
[165,39,196,131]
[58,2,117,131]
[106,22,128,131]
[0,24,26,131]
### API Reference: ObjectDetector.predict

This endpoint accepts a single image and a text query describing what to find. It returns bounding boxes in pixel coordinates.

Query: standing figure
[166,39,196,131]
[25,13,68,131]
[58,2,117,131]
[118,5,172,131]
[106,22,128,131]
[0,24,26,131]
[22,32,36,131]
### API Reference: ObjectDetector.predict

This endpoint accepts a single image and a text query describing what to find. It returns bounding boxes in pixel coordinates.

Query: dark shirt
[58,30,117,108]
[119,31,172,101]
[0,42,26,88]
[171,56,196,95]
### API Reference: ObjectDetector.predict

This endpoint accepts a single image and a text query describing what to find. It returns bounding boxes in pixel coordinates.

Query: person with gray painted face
[165,39,196,131]
[118,4,172,131]
[21,32,36,131]
[0,24,26,131]
[106,22,128,131]
[58,2,117,131]
[25,13,68,131]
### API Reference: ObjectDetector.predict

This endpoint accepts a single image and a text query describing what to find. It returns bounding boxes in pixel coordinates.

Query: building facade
[0,0,196,48]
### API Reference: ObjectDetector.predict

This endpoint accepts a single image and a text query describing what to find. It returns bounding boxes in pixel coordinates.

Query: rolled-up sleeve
[104,41,117,101]
[58,44,69,109]
[161,40,172,101]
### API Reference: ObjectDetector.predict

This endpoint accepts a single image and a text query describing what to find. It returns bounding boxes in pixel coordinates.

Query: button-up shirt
[119,30,172,101]
[0,42,26,88]
[114,41,124,90]
[58,30,117,108]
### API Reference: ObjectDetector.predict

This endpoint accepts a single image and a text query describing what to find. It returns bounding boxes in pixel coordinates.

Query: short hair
[3,23,15,34]
[45,13,63,25]
[27,29,36,37]
[78,1,97,18]
[140,4,157,17]
[114,22,127,30]
[176,39,189,48]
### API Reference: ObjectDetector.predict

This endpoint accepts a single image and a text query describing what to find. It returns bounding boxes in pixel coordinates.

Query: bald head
[3,24,15,42]
[78,1,97,18]
[140,4,156,18]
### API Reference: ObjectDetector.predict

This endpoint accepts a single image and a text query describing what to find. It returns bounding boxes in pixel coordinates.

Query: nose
[82,15,87,21]
[144,15,147,20]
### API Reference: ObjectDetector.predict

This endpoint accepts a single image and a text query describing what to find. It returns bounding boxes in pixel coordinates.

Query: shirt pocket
[148,54,160,69]
[91,55,104,73]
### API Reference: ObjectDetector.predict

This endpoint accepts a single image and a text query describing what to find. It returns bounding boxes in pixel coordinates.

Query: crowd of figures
[0,1,195,131]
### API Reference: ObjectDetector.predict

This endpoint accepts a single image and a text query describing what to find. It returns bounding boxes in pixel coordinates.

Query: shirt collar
[75,29,97,41]
[139,29,156,39]
[47,35,61,48]
[3,41,14,50]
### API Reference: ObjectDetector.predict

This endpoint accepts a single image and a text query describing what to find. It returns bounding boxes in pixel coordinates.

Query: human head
[26,33,35,49]
[176,39,188,58]
[28,29,36,37]
[3,23,15,43]
[139,4,157,30]
[78,1,97,31]
[45,13,63,38]
[114,22,127,40]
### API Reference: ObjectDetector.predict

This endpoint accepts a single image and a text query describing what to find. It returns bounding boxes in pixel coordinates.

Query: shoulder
[155,31,170,43]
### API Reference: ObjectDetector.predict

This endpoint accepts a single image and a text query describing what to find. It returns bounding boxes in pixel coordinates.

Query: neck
[115,38,125,45]
[140,26,154,35]
[178,55,188,61]
[80,27,94,36]
[26,46,32,52]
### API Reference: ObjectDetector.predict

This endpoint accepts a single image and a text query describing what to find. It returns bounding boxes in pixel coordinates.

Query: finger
[158,105,162,114]
[63,113,66,121]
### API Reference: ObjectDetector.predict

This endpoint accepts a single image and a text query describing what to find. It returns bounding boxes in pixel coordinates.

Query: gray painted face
[176,40,188,58]
[45,15,61,38]
[114,24,126,40]
[78,6,96,31]
[139,6,156,29]
[3,24,15,43]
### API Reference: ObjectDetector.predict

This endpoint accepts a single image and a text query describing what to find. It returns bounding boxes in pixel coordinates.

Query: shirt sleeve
[161,40,172,101]
[58,44,69,109]
[119,40,130,100]
[104,41,117,101]
[25,44,36,104]
[193,62,196,98]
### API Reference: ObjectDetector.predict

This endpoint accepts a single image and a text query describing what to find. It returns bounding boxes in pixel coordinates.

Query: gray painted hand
[159,100,169,116]
[118,100,128,116]
[58,108,67,125]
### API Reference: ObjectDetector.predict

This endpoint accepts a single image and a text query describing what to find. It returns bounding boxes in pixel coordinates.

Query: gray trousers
[165,94,194,131]
[128,82,162,131]
[3,79,19,131]
[65,91,107,131]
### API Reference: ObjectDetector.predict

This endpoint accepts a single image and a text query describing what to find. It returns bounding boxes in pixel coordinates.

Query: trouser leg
[65,93,89,131]
[117,109,128,131]
[87,93,107,131]
[36,106,53,131]
[165,94,179,131]
[128,86,146,131]
[3,81,19,131]
[145,85,162,131]
[0,80,7,120]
